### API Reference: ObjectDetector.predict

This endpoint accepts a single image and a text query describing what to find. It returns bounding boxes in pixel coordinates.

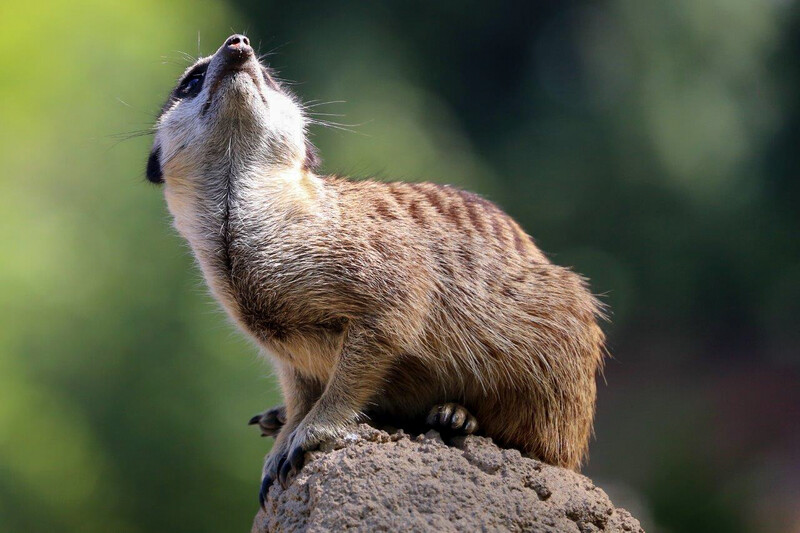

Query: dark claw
[274,450,288,487]
[259,475,274,509]
[266,457,281,481]
[278,456,292,489]
[277,445,307,489]
[438,404,455,425]
[248,414,261,426]
[464,417,478,434]
[450,408,466,428]
[289,446,305,471]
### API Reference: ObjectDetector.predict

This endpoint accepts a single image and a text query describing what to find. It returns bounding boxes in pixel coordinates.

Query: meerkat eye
[179,75,204,97]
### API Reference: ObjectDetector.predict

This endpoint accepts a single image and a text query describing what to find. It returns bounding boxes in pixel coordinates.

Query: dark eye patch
[175,63,208,99]
[156,59,212,119]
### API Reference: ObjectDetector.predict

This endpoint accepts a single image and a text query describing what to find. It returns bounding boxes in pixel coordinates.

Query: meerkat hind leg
[248,405,287,437]
[426,403,479,435]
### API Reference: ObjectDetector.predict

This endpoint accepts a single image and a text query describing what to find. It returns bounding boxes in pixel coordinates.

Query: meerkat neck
[248,164,316,190]
[236,164,324,209]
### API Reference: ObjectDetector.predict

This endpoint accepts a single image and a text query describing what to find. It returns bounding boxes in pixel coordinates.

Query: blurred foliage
[0,0,798,532]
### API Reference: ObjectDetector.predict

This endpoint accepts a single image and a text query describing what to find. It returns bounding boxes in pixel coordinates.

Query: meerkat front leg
[272,323,396,489]
[259,364,322,507]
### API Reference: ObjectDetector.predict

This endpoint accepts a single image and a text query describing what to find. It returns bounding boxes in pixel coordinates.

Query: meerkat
[146,35,607,506]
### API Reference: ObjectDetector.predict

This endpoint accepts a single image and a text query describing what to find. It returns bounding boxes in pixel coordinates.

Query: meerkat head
[146,34,318,184]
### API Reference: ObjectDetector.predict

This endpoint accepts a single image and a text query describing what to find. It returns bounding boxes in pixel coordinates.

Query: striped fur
[149,37,607,471]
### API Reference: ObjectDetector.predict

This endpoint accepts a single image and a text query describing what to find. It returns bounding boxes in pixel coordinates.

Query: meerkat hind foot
[426,403,479,435]
[248,405,287,437]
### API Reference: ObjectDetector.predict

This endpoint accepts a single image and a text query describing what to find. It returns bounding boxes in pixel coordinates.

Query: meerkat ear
[146,146,164,184]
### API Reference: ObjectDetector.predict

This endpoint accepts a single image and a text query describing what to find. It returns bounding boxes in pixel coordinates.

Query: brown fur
[221,176,605,469]
[151,36,607,472]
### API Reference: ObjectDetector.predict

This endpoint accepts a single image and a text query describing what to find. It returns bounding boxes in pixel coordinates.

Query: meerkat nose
[222,34,253,62]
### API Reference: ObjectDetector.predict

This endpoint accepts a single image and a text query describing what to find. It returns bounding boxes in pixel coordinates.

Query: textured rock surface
[252,424,643,532]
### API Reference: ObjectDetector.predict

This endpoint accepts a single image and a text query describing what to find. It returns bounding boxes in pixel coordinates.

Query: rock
[252,424,643,532]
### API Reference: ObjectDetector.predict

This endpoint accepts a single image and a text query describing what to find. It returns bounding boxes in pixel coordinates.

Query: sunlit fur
[149,39,607,471]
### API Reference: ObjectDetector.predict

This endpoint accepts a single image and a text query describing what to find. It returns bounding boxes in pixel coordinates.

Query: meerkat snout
[219,33,253,62]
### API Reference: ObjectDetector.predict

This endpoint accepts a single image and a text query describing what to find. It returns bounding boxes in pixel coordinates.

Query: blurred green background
[1,0,799,531]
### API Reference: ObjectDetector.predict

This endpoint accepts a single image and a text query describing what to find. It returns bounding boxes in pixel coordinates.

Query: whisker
[309,118,372,136]
[102,129,155,151]
[107,129,155,140]
[115,98,158,118]
[173,50,197,63]
[307,112,346,118]
[255,40,293,67]
[312,118,367,128]
[271,75,302,87]
[161,56,190,67]
[303,100,346,109]
[265,41,291,56]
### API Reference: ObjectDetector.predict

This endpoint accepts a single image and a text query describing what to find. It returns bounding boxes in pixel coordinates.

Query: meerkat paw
[248,405,287,437]
[257,415,348,505]
[259,439,289,508]
[426,403,479,435]
[275,421,346,490]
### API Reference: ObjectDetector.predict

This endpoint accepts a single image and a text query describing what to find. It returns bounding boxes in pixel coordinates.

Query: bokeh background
[1,0,799,531]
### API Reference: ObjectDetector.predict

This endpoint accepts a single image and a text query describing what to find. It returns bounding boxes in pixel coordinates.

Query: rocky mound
[252,424,643,532]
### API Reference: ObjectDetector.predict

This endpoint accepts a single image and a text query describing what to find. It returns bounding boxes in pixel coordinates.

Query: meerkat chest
[166,174,334,342]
